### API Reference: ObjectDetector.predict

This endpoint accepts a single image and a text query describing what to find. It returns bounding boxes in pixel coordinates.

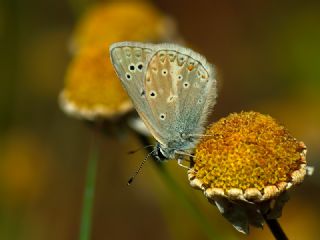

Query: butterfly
[110,42,217,167]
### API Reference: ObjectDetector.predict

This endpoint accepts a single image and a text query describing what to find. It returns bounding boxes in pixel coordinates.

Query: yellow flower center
[64,46,130,113]
[193,111,304,191]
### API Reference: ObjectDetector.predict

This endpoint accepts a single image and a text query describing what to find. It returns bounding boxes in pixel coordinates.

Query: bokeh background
[1,0,319,239]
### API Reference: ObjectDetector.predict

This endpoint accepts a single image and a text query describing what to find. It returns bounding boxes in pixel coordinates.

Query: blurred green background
[1,0,319,239]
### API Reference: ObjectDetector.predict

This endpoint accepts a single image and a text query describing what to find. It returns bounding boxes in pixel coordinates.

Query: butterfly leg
[177,158,191,170]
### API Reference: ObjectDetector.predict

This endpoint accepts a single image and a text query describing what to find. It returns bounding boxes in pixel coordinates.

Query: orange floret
[191,112,306,195]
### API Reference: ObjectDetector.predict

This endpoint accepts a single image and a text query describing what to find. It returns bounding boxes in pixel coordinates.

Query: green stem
[264,217,288,240]
[79,131,99,240]
[135,133,233,240]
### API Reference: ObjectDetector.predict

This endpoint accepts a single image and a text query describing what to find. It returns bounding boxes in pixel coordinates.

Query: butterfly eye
[159,113,166,120]
[128,64,135,72]
[125,73,132,80]
[162,69,168,76]
[197,98,203,104]
[137,63,143,71]
[149,91,157,98]
[177,75,183,80]
[183,82,190,88]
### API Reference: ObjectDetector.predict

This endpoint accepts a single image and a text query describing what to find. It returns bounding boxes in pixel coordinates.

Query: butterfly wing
[110,42,217,150]
[109,42,164,140]
[144,44,217,149]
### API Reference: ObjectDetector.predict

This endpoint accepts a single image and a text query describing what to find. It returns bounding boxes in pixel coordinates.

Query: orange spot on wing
[187,65,194,71]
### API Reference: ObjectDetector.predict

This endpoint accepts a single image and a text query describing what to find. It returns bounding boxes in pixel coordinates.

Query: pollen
[190,111,307,200]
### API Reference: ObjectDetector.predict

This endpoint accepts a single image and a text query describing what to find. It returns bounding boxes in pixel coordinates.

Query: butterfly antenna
[127,145,154,154]
[127,149,155,186]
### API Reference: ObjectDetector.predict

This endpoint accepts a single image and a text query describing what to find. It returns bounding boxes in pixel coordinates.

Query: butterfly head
[152,142,174,162]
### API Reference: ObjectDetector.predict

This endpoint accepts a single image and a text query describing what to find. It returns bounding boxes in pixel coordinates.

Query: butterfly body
[110,42,217,162]
[153,134,197,161]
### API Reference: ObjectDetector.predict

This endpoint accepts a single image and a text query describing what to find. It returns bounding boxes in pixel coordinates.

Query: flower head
[70,1,177,52]
[60,1,179,121]
[188,111,309,233]
[59,45,132,120]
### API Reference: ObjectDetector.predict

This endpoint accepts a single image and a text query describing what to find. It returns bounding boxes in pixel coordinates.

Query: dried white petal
[306,166,314,176]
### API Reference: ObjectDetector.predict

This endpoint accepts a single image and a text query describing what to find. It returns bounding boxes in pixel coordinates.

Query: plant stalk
[79,131,99,240]
[264,217,288,240]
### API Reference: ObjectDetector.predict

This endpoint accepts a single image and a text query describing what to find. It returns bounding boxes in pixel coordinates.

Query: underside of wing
[109,42,163,140]
[144,44,217,146]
